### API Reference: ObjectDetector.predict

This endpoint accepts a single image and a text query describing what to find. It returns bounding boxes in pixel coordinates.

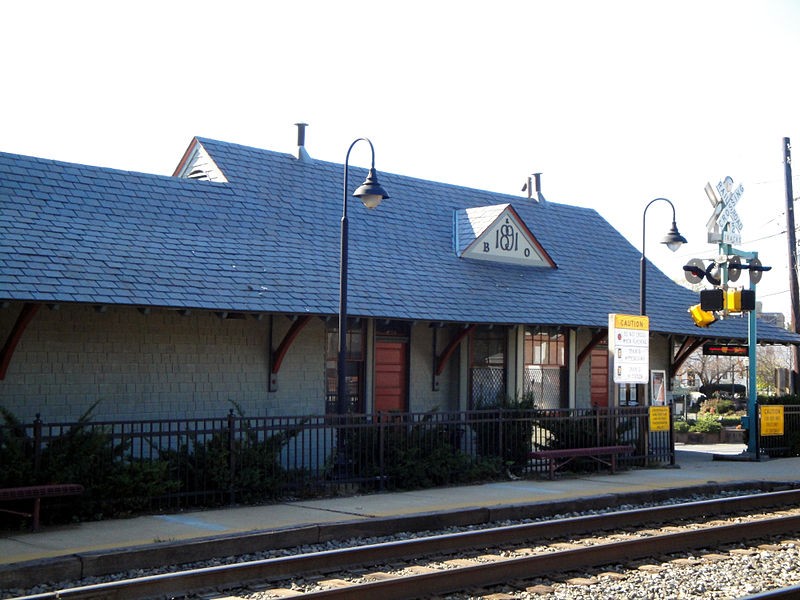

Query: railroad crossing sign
[705,176,744,244]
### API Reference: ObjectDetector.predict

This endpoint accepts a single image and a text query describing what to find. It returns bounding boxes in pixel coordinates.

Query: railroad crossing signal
[699,288,756,312]
[688,303,717,328]
[683,257,770,287]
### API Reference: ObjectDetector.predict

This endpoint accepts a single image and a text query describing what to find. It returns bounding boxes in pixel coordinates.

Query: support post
[783,137,800,394]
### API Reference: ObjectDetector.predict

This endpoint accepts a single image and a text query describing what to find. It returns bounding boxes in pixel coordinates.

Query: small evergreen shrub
[689,413,722,434]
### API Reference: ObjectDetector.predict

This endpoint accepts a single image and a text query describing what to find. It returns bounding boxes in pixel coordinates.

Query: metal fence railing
[0,407,670,512]
[759,404,800,457]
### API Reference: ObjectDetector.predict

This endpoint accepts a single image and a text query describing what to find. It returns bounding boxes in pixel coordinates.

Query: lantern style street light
[640,198,687,316]
[337,138,389,415]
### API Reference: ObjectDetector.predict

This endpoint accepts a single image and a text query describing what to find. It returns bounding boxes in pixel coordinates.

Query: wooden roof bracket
[269,315,312,391]
[433,324,475,391]
[0,303,40,381]
[576,329,607,371]
[672,336,704,378]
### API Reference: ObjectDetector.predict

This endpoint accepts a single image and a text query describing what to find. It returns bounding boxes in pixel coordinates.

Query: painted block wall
[408,324,460,413]
[267,316,326,416]
[0,304,276,422]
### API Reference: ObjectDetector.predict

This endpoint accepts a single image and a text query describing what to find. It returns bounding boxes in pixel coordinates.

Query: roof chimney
[295,122,312,162]
[521,172,546,204]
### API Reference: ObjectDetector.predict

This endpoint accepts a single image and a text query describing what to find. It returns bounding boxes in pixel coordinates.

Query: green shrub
[0,403,179,523]
[472,396,537,475]
[700,398,735,415]
[689,413,722,434]
[342,414,504,490]
[162,406,308,505]
[673,420,690,433]
[760,394,800,406]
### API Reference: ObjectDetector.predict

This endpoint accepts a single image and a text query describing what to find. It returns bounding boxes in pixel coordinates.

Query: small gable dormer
[454,204,555,268]
[173,138,228,182]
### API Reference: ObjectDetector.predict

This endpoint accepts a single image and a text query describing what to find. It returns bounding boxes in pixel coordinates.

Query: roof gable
[173,138,228,182]
[454,203,555,267]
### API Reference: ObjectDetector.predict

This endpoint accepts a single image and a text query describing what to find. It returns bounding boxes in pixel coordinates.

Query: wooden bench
[529,445,634,479]
[0,484,84,530]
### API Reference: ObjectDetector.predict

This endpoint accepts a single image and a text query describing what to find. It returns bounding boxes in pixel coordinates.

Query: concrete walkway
[1,443,795,569]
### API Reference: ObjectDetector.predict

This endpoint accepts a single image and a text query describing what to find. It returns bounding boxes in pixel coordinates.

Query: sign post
[703,176,764,459]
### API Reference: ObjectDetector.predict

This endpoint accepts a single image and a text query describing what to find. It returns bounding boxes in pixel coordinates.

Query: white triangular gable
[173,140,228,183]
[454,204,554,267]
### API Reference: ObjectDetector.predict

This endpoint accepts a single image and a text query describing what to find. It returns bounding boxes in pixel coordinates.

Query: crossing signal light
[725,288,756,312]
[689,303,717,327]
[700,288,756,313]
[700,289,724,311]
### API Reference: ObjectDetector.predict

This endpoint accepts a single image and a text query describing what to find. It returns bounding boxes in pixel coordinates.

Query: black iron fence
[0,407,670,514]
[759,404,800,457]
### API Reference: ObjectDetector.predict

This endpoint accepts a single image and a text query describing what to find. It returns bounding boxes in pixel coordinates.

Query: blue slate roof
[0,136,797,344]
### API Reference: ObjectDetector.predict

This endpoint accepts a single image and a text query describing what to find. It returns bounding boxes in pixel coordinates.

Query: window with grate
[523,327,567,409]
[325,321,366,414]
[470,326,507,409]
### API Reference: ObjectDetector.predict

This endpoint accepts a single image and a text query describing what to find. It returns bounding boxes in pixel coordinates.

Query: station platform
[2,443,800,589]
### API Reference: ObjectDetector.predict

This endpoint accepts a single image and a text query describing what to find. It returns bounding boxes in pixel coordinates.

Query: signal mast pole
[784,137,800,394]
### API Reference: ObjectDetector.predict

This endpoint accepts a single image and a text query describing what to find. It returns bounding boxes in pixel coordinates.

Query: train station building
[1,129,798,423]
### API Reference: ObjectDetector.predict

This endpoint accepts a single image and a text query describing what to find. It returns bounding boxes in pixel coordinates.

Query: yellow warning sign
[760,405,784,436]
[613,314,649,330]
[649,406,671,432]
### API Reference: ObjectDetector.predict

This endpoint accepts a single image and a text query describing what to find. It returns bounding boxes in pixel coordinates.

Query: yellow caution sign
[649,405,671,432]
[760,405,784,436]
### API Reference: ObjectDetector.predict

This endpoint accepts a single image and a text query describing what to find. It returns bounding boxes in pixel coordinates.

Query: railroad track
[11,489,800,600]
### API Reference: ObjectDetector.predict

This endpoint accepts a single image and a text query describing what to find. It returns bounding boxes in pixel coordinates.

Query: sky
[2,0,799,319]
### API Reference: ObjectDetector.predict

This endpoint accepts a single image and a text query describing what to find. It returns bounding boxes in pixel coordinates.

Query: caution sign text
[760,405,784,437]
[649,406,671,432]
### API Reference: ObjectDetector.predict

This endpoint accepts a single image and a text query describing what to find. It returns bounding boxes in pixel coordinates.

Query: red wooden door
[590,347,609,407]
[374,340,407,413]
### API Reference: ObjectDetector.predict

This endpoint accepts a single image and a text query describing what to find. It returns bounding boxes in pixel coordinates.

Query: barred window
[325,321,365,414]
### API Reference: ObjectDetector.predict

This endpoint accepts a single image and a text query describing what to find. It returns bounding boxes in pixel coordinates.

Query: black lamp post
[337,138,389,415]
[640,198,687,316]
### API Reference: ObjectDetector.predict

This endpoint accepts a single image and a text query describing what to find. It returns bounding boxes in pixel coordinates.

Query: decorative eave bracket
[269,315,312,392]
[0,303,40,381]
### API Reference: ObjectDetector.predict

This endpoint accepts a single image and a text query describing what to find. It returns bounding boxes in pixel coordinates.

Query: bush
[0,403,178,523]
[689,413,722,434]
[472,396,537,475]
[673,420,690,433]
[760,394,800,406]
[162,406,307,505]
[700,398,735,415]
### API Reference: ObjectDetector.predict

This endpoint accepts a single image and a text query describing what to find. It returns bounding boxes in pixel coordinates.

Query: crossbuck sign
[705,176,743,244]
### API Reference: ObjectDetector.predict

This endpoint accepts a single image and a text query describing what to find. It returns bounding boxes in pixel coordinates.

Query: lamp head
[662,221,687,252]
[353,168,389,209]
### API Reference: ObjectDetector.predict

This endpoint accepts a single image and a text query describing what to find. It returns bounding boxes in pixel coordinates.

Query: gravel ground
[461,539,800,599]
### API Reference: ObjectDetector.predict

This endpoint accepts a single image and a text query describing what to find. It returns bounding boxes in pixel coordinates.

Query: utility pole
[784,137,800,394]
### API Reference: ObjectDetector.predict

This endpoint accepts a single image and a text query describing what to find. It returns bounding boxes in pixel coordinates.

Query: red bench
[529,445,634,479]
[0,484,84,530]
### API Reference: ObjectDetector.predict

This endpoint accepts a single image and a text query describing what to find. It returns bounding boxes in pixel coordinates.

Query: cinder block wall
[0,303,320,423]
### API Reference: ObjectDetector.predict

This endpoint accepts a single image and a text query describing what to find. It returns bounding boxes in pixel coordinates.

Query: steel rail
[13,489,800,600]
[296,514,800,599]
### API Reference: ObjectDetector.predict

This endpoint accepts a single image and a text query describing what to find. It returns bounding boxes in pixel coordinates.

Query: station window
[469,326,507,408]
[325,321,365,414]
[523,327,567,409]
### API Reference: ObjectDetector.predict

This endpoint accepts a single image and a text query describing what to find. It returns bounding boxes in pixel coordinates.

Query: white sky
[2,0,799,319]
